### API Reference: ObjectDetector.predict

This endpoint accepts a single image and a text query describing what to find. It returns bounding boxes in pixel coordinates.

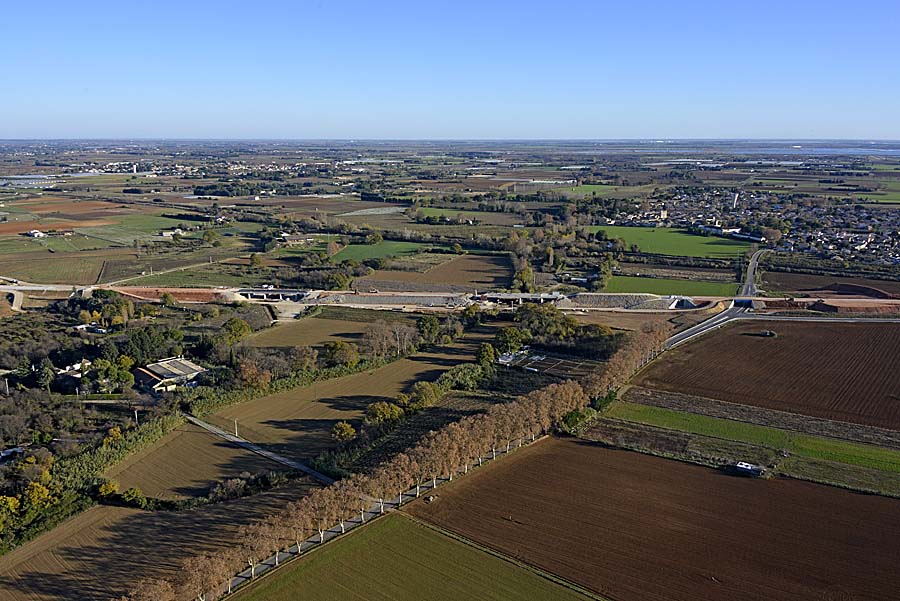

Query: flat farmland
[634,320,900,429]
[249,308,416,349]
[417,207,520,226]
[762,271,900,297]
[358,254,512,291]
[587,226,751,258]
[0,481,316,601]
[104,423,281,499]
[232,514,588,601]
[248,316,369,349]
[604,275,738,296]
[331,240,425,262]
[0,218,115,236]
[407,438,900,601]
[0,253,108,284]
[207,326,495,461]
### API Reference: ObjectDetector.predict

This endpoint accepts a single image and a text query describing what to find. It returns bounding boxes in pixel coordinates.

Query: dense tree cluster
[494,303,623,359]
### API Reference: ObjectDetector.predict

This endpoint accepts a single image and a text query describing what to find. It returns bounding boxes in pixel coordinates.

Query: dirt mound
[822,282,896,299]
[409,438,900,601]
[810,300,900,314]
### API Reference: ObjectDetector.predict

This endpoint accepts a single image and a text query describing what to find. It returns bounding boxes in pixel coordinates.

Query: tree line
[117,322,669,600]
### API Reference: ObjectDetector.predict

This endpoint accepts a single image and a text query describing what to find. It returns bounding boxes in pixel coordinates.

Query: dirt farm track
[634,320,900,430]
[408,438,900,601]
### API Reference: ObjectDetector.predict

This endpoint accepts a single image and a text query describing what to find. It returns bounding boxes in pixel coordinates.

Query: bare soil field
[357,254,512,292]
[0,219,115,235]
[763,271,900,297]
[104,423,282,499]
[207,326,496,461]
[634,320,900,429]
[407,438,900,601]
[0,481,315,601]
[14,198,129,216]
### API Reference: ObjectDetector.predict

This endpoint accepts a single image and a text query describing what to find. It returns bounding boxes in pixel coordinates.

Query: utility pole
[134,409,139,425]
[234,419,238,437]
[3,378,7,395]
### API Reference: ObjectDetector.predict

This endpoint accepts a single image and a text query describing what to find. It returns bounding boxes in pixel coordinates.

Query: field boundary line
[400,512,610,601]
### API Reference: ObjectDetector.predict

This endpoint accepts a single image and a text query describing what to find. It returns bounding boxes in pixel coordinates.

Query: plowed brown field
[358,254,512,291]
[634,320,900,429]
[408,438,900,601]
[763,272,900,297]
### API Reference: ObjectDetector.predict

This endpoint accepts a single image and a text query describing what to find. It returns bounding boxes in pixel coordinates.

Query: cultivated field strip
[408,438,900,601]
[624,387,900,449]
[355,254,512,292]
[634,320,900,429]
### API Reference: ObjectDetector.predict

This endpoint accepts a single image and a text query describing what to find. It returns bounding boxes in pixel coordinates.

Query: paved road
[183,414,334,485]
[665,306,900,349]
[665,304,745,349]
[741,249,767,296]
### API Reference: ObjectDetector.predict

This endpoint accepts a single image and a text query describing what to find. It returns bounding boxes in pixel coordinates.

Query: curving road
[741,249,767,297]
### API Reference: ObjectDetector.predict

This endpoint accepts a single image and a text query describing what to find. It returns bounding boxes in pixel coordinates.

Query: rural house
[134,356,207,393]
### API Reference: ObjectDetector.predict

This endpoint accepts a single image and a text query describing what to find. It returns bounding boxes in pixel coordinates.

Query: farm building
[134,356,207,393]
[281,233,318,246]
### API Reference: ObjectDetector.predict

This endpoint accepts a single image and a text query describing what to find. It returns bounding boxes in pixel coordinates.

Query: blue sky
[1,1,898,139]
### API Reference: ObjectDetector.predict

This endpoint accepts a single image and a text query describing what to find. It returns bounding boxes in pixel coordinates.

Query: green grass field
[587,226,752,258]
[861,182,900,203]
[0,256,105,284]
[0,237,48,254]
[556,184,624,196]
[232,514,587,601]
[606,402,900,473]
[331,240,425,262]
[605,275,738,296]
